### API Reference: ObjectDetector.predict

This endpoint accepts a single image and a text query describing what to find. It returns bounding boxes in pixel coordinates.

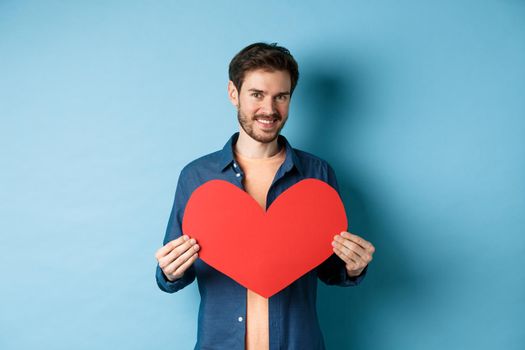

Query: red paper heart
[182,178,347,298]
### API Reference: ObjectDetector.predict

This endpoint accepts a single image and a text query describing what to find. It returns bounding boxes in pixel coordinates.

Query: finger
[173,251,199,278]
[333,241,368,267]
[333,237,366,260]
[333,246,359,268]
[159,238,196,269]
[340,231,370,249]
[166,245,200,278]
[340,239,373,264]
[164,242,200,275]
[340,231,375,254]
[155,235,189,260]
[334,235,367,259]
[333,247,358,265]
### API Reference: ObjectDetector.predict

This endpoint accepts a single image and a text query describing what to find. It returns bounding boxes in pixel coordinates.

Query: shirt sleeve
[156,167,196,293]
[316,162,368,287]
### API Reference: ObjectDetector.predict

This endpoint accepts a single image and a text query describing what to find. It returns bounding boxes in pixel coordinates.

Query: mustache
[253,112,282,120]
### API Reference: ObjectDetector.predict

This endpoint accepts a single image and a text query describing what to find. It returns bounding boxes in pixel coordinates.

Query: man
[155,42,375,350]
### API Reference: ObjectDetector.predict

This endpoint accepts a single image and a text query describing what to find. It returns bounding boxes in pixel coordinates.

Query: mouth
[255,117,279,129]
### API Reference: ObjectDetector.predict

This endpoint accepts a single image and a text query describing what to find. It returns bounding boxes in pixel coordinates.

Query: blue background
[1,1,524,349]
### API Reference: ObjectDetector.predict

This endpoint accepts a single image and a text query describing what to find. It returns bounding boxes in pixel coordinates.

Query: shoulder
[291,147,339,190]
[175,148,225,195]
[293,148,329,167]
[180,150,222,177]
[293,148,335,174]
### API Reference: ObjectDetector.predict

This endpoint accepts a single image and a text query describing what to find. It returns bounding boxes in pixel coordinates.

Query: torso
[234,146,286,350]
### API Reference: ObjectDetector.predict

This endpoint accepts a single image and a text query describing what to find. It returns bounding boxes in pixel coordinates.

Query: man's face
[228,69,292,143]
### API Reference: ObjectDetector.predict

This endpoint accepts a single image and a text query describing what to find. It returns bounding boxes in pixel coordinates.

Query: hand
[332,231,375,277]
[155,235,200,282]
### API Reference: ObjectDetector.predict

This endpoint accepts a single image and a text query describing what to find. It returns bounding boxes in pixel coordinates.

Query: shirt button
[233,163,238,168]
[238,316,243,322]
[235,173,241,178]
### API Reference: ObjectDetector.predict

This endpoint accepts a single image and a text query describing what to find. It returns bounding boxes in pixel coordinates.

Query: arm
[155,168,197,293]
[317,253,368,286]
[317,163,373,287]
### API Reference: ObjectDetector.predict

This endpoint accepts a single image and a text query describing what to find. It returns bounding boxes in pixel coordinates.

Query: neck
[235,127,281,159]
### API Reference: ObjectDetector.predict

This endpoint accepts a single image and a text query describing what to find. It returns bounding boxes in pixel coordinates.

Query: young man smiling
[155,43,375,350]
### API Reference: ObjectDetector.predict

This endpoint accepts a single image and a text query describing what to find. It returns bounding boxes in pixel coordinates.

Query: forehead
[242,69,291,92]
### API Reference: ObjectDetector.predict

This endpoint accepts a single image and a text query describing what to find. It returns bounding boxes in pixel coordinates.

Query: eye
[276,94,289,102]
[251,92,262,98]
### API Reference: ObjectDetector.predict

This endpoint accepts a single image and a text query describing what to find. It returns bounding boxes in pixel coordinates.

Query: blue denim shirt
[156,132,367,350]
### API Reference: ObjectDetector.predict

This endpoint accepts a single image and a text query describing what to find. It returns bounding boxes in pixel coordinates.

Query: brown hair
[228,42,299,95]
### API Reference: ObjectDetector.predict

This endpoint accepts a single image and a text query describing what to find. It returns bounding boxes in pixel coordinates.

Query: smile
[256,118,276,125]
[255,118,279,129]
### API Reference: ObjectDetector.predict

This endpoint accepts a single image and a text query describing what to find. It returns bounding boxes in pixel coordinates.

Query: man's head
[228,42,299,143]
[228,42,299,95]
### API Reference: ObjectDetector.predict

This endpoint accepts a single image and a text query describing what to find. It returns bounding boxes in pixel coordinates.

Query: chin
[252,132,279,144]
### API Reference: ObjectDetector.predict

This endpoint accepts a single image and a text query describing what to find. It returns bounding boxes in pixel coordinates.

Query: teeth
[257,119,274,124]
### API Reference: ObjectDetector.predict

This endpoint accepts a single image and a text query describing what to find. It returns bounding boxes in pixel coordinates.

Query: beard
[237,106,287,144]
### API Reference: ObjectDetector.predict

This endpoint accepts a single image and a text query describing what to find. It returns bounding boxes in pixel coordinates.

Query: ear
[227,81,239,108]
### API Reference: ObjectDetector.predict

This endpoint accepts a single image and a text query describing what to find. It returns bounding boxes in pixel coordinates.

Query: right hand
[155,235,200,282]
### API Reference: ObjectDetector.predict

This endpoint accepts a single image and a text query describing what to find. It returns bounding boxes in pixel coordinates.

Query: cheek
[239,98,257,112]
[277,104,290,116]
[244,105,259,116]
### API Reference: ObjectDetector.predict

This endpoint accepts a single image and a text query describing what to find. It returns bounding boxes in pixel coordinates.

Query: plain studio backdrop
[1,1,524,349]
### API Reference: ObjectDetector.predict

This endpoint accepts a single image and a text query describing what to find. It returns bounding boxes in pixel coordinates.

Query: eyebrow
[248,88,291,96]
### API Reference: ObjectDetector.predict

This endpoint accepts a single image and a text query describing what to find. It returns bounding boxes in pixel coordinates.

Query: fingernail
[331,241,336,246]
[190,238,196,244]
[183,235,189,241]
[194,244,200,251]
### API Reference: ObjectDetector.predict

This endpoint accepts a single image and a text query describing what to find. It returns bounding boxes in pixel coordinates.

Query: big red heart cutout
[182,178,347,298]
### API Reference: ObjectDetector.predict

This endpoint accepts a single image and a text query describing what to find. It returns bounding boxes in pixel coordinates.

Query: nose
[260,96,277,115]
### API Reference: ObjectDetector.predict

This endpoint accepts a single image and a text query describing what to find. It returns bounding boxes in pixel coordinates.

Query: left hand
[332,231,375,277]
